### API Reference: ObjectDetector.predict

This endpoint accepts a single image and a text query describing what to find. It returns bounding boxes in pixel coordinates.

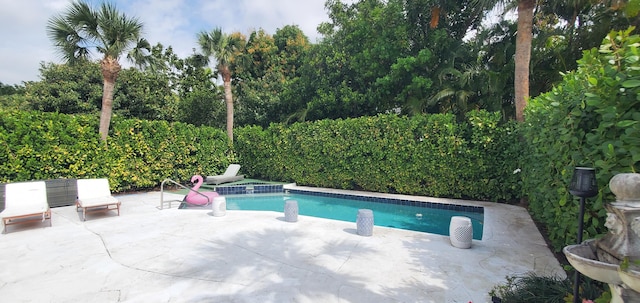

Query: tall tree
[47,0,151,141]
[514,0,534,122]
[232,26,311,127]
[467,0,534,122]
[0,82,27,111]
[471,20,517,119]
[174,50,224,127]
[197,28,245,142]
[310,0,409,119]
[0,82,23,96]
[233,29,280,127]
[489,0,639,121]
[26,61,103,114]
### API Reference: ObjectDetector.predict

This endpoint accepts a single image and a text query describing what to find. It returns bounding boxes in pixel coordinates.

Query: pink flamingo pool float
[184,175,219,205]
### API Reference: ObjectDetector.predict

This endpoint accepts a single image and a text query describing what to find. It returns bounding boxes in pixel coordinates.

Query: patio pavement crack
[82,225,247,286]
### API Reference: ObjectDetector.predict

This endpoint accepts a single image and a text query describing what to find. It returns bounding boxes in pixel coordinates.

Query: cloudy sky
[0,0,344,85]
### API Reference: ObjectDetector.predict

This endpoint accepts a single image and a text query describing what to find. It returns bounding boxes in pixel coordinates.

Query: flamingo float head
[187,175,205,198]
[190,175,203,183]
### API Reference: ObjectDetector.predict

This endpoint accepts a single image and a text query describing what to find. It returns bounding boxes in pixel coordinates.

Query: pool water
[224,193,483,240]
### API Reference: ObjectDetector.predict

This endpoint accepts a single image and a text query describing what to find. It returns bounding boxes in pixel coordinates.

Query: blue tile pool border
[287,189,484,214]
[215,184,284,195]
[214,184,483,214]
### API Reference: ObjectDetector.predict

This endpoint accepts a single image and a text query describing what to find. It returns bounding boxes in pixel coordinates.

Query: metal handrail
[160,178,212,209]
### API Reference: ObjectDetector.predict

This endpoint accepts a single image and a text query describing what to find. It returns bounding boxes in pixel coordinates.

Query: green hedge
[236,110,522,202]
[0,109,521,202]
[522,28,640,251]
[0,110,234,191]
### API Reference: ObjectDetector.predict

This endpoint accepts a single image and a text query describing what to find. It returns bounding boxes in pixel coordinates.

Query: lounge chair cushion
[205,175,245,185]
[1,181,51,233]
[77,195,119,208]
[205,164,244,185]
[1,181,49,217]
[77,178,112,201]
[76,178,120,221]
[222,164,241,177]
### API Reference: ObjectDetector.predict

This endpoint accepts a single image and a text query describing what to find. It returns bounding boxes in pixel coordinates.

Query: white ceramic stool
[449,216,473,248]
[357,209,374,236]
[284,200,298,222]
[212,196,226,217]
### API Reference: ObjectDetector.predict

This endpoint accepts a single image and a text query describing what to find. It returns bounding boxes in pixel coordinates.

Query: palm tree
[507,0,638,122]
[47,1,151,141]
[469,0,535,122]
[514,0,535,122]
[427,0,533,122]
[197,29,245,142]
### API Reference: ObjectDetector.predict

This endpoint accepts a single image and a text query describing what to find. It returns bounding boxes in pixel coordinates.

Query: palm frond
[460,66,481,87]
[47,15,88,62]
[437,67,462,84]
[128,38,153,69]
[430,87,456,104]
[285,105,309,124]
[197,28,246,74]
[97,2,143,59]
[197,30,217,58]
[47,0,146,66]
[456,90,474,104]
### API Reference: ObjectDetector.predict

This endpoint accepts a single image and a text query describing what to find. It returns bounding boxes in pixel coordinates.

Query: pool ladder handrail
[160,178,213,209]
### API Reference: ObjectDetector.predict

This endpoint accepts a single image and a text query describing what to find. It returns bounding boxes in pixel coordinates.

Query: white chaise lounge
[205,164,244,185]
[76,178,121,221]
[1,181,51,233]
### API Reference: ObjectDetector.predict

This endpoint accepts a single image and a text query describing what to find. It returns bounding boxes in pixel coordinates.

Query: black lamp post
[568,167,598,303]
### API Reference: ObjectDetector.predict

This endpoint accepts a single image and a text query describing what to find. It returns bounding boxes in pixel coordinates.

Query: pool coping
[283,184,484,214]
[210,182,485,214]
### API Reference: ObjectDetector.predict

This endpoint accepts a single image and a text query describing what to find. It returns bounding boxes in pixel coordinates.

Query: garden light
[568,167,598,303]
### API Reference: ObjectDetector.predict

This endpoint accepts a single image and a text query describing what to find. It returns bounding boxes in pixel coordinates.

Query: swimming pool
[224,191,483,240]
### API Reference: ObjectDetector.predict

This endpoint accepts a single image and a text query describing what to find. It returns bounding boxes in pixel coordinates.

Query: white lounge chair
[76,178,121,221]
[205,164,244,185]
[1,181,51,233]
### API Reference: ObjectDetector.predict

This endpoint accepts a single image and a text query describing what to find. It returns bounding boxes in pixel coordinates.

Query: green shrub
[1,108,520,201]
[236,110,522,201]
[0,110,233,191]
[0,111,103,181]
[522,27,640,250]
[489,273,605,303]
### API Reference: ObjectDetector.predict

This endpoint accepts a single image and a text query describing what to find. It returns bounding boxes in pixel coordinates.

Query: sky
[0,0,344,86]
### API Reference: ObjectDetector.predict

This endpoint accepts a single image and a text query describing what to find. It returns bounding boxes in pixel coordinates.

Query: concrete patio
[0,187,565,302]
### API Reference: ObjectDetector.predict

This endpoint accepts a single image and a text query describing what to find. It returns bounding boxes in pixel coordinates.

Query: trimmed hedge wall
[0,109,521,202]
[0,110,234,191]
[522,28,640,251]
[236,110,522,202]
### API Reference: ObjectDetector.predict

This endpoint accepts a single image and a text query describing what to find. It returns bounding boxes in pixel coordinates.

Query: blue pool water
[224,192,483,240]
